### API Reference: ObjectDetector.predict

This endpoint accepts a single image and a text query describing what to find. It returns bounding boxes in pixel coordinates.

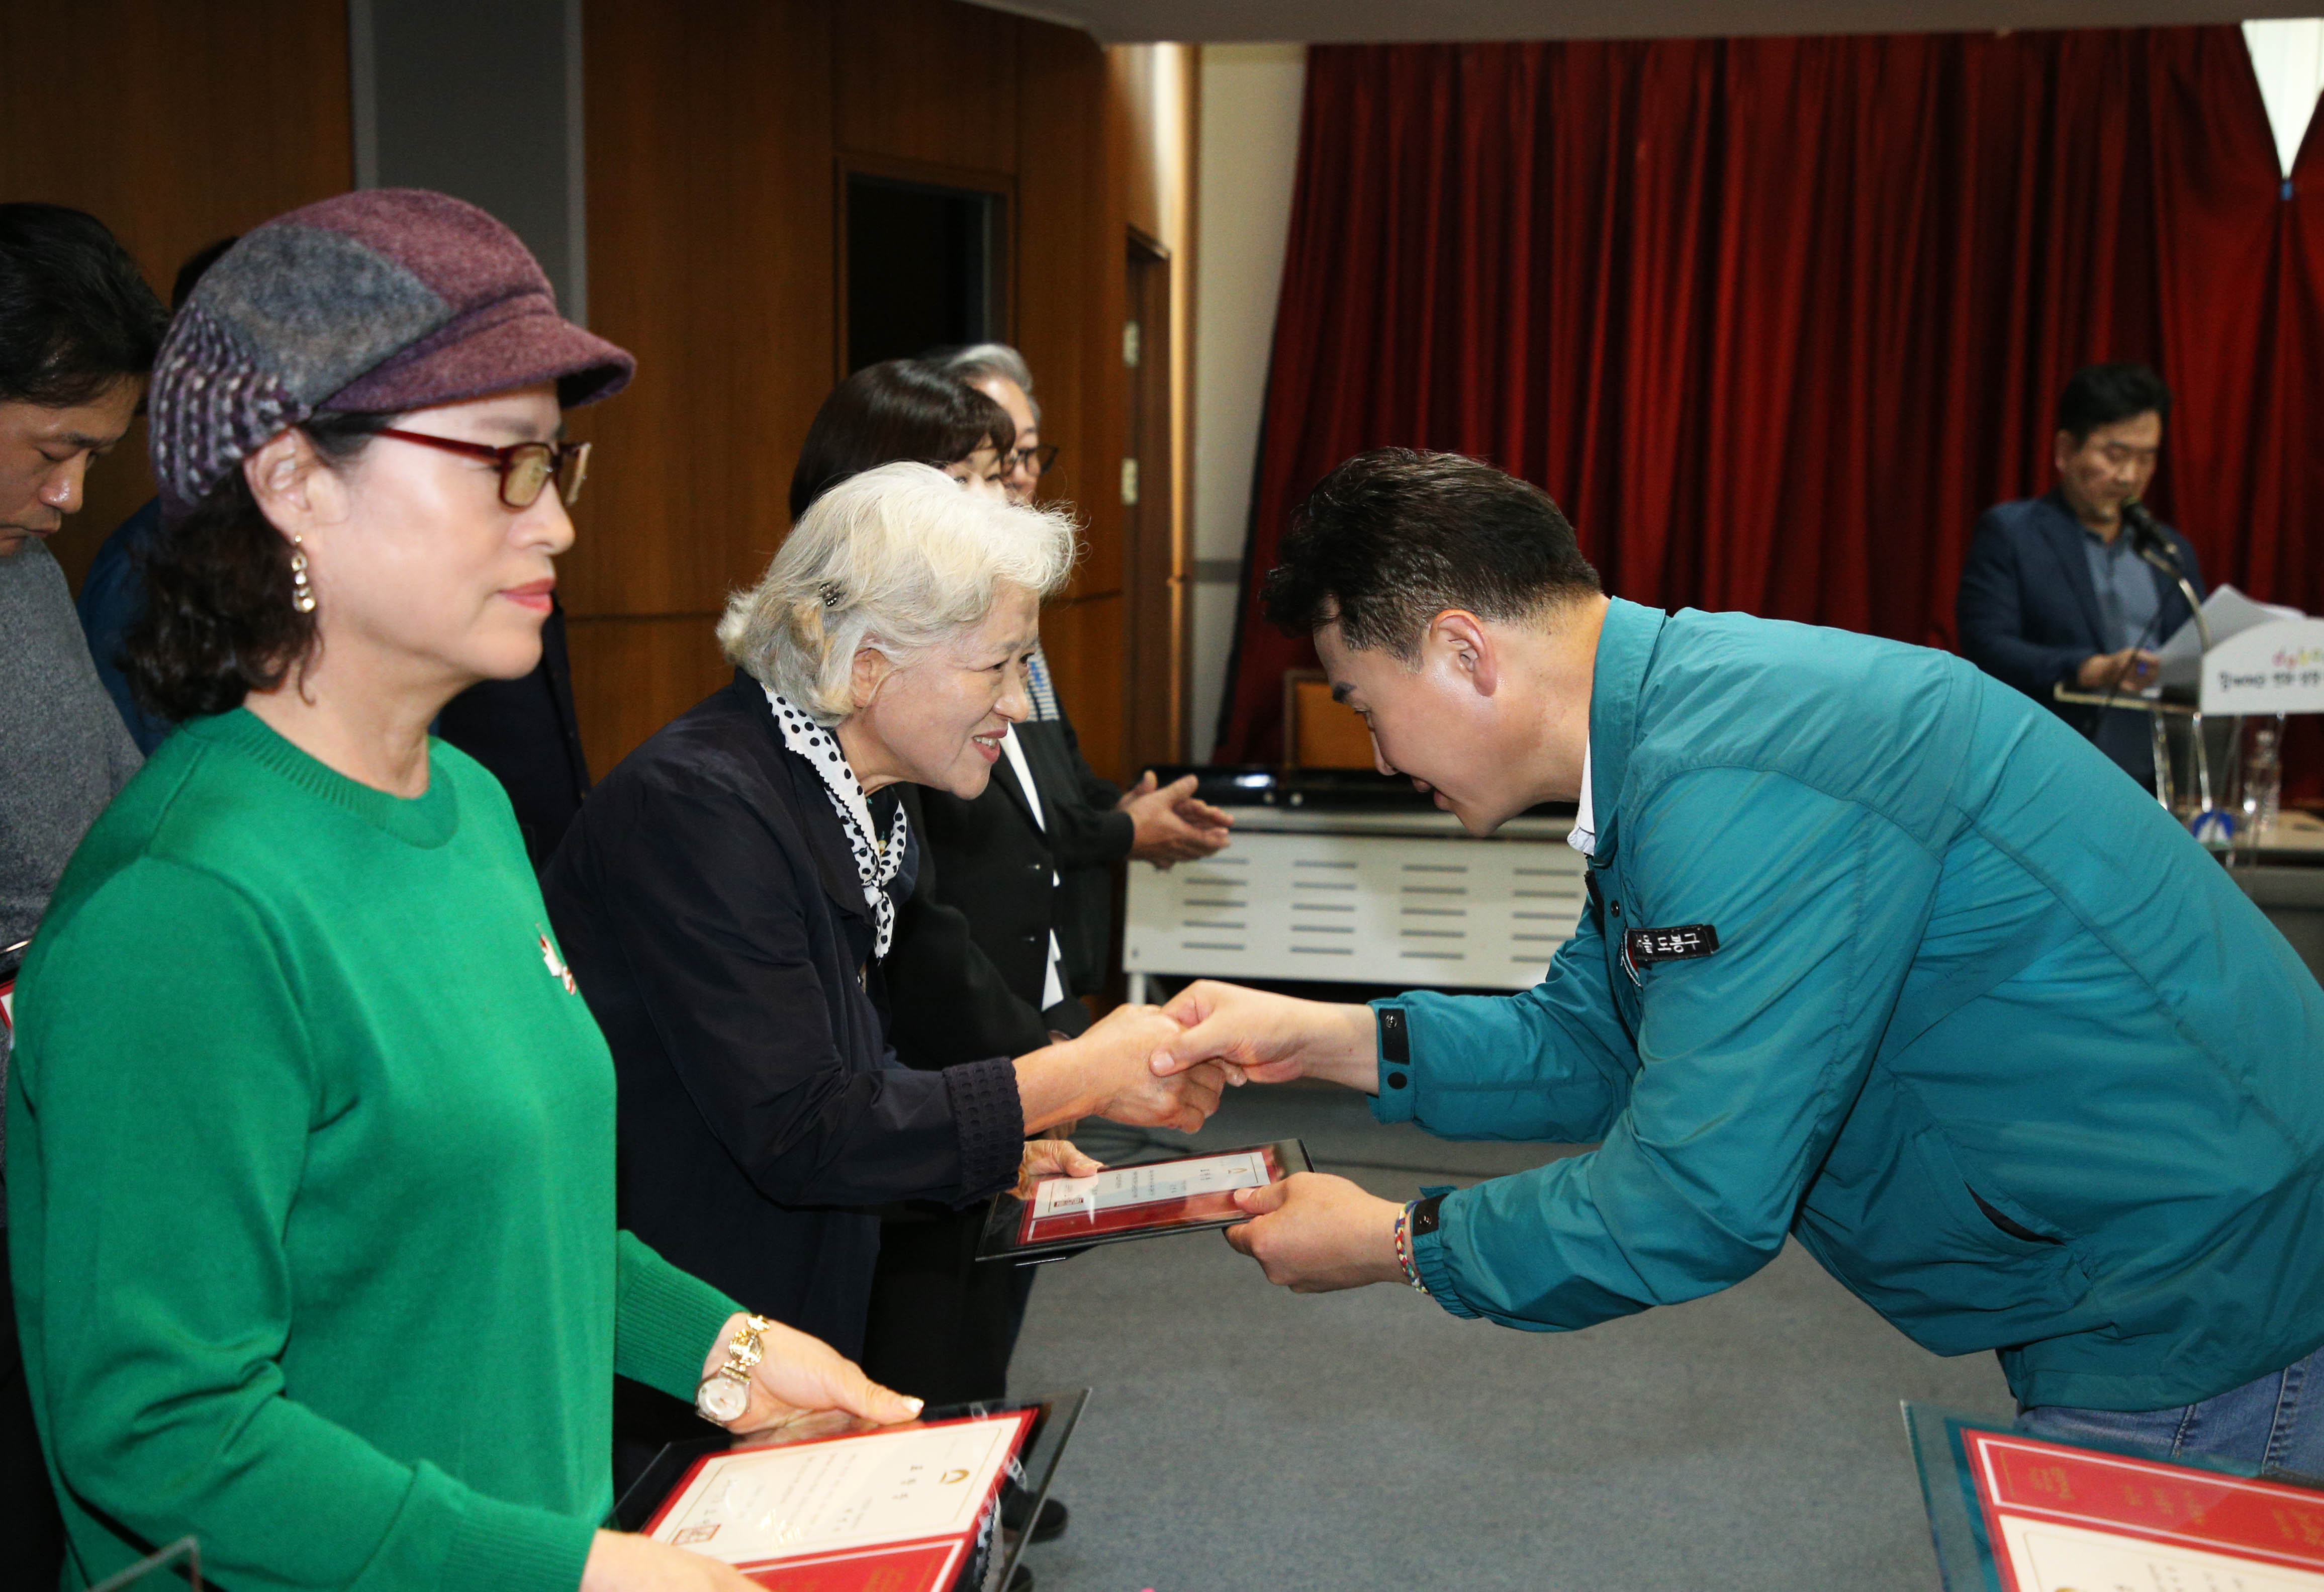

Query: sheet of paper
[649,1415,1023,1564]
[1999,1514,2324,1591]
[1030,1151,1271,1222]
[2158,583,2306,671]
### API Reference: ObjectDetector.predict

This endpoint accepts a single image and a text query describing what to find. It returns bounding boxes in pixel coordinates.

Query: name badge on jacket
[1621,923,1720,984]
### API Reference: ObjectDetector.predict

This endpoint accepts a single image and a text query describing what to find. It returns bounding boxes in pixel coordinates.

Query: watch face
[696,1373,752,1425]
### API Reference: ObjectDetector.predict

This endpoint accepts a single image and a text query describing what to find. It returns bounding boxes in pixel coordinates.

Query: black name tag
[1623,924,1720,966]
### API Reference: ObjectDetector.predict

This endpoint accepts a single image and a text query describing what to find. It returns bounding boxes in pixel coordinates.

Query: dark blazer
[437,597,592,872]
[900,713,1134,1030]
[1020,715,1135,995]
[883,778,1056,1066]
[539,672,1026,1357]
[1957,489,2204,780]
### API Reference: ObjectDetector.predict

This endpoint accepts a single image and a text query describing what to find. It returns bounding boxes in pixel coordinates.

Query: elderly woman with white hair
[540,463,1220,1454]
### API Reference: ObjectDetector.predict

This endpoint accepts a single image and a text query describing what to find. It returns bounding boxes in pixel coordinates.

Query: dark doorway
[844,174,1003,373]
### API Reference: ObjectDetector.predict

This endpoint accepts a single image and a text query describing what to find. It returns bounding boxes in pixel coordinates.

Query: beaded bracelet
[1393,1200,1430,1293]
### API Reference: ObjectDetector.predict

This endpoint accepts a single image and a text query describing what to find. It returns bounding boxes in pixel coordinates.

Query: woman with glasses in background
[8,191,915,1592]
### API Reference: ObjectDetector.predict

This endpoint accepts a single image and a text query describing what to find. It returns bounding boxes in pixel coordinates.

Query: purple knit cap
[147,188,633,523]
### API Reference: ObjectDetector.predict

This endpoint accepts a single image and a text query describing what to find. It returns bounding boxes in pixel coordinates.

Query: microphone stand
[2128,512,2221,823]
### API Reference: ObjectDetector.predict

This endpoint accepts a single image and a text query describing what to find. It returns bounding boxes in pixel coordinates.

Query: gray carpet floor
[1005,1082,2013,1591]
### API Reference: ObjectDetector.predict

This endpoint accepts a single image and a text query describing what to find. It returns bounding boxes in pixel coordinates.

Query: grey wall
[1189,45,1305,761]
[349,0,588,323]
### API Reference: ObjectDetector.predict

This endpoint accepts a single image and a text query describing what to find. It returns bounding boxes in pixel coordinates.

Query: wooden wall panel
[0,0,352,594]
[571,0,832,622]
[1039,593,1128,786]
[1111,48,1168,248]
[567,0,1178,781]
[566,615,736,781]
[836,0,1019,171]
[1015,19,1134,782]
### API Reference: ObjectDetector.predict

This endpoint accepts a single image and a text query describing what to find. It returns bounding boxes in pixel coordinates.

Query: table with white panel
[1121,809,1583,1000]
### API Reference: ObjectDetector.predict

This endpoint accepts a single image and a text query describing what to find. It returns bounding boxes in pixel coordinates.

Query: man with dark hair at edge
[1153,448,2323,1476]
[0,201,164,1578]
[1957,362,2204,788]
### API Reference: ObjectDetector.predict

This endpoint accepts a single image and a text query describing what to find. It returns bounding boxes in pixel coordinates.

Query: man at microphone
[1957,362,2204,786]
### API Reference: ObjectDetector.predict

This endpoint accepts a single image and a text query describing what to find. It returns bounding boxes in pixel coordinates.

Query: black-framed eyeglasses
[1006,444,1060,478]
[375,427,592,508]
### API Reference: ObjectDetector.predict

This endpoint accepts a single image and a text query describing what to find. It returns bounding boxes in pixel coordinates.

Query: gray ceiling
[970,0,2318,45]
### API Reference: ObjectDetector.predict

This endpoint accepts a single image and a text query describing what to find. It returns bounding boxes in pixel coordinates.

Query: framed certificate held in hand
[640,1408,1035,1590]
[976,1139,1312,1263]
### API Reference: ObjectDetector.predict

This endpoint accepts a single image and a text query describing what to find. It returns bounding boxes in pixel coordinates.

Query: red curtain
[1216,28,2324,775]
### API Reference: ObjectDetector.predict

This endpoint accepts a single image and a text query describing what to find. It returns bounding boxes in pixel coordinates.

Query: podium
[2056,593,2324,850]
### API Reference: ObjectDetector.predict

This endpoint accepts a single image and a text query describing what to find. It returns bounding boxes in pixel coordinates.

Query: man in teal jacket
[1159,449,2324,1473]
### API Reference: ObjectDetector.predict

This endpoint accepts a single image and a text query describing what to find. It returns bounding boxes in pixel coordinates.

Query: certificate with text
[979,1139,1312,1261]
[643,1410,1034,1590]
[1963,1428,2324,1590]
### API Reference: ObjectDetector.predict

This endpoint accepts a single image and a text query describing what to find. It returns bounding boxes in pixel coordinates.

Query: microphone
[2121,500,2176,568]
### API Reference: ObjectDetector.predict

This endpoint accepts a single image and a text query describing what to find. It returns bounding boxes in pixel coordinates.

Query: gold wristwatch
[695,1314,775,1426]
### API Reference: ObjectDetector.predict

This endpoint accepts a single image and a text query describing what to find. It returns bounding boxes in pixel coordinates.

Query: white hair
[943,343,1040,423]
[718,462,1078,724]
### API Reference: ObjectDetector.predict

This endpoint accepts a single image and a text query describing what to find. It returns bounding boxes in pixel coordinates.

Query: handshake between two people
[1024,980,1421,1298]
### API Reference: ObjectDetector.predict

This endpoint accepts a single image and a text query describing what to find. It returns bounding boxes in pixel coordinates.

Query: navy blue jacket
[1956,490,2204,781]
[74,499,170,754]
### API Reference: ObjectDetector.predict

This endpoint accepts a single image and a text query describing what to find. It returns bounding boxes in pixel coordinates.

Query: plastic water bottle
[2245,719,2283,842]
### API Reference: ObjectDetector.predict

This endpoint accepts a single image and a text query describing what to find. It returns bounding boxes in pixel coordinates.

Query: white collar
[999,725,1046,830]
[1566,738,1596,857]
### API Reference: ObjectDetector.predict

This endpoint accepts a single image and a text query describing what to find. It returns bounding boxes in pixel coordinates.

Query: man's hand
[701,1313,922,1436]
[2076,647,2159,691]
[1225,1173,1407,1293]
[1151,980,1379,1091]
[1015,1136,1103,1197]
[1028,1001,1227,1133]
[1119,771,1235,868]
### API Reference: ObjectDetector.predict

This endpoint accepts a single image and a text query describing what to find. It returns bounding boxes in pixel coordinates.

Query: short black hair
[1263,449,1601,658]
[0,203,168,408]
[788,359,1016,521]
[2057,362,2172,441]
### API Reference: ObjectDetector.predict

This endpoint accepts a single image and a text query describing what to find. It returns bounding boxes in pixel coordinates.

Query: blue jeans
[2017,1344,2324,1482]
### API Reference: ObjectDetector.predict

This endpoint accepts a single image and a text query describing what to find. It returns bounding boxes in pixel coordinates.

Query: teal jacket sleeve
[1413,770,1940,1329]
[612,1231,745,1400]
[1371,883,1641,1142]
[10,863,594,1592]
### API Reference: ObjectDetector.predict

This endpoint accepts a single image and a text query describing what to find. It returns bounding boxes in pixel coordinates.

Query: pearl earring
[289,535,316,614]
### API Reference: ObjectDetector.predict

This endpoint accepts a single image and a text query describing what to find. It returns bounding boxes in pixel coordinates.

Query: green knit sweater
[8,709,740,1592]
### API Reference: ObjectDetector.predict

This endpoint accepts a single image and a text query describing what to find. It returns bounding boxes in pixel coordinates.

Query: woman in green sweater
[7,191,916,1592]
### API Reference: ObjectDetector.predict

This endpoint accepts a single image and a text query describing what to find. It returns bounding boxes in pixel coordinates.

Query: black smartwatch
[1410,1190,1448,1237]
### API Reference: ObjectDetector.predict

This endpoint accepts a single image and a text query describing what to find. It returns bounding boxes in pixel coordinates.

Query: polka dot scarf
[763,688,907,958]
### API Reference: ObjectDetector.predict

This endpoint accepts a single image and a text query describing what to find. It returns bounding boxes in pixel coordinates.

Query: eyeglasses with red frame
[375,428,593,508]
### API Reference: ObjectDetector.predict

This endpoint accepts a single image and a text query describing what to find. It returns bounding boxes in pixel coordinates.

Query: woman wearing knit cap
[6,191,911,1592]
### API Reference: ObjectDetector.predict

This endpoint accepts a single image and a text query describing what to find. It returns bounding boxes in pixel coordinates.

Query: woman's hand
[582,1530,763,1590]
[700,1314,923,1436]
[1014,1136,1102,1197]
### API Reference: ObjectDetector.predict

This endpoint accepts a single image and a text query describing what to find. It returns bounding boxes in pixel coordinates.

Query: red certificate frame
[642,1409,1036,1592]
[976,1139,1312,1262]
[1961,1426,2324,1588]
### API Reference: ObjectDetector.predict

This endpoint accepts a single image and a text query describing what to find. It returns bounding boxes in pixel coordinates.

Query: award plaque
[615,1392,1085,1592]
[976,1139,1311,1263]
